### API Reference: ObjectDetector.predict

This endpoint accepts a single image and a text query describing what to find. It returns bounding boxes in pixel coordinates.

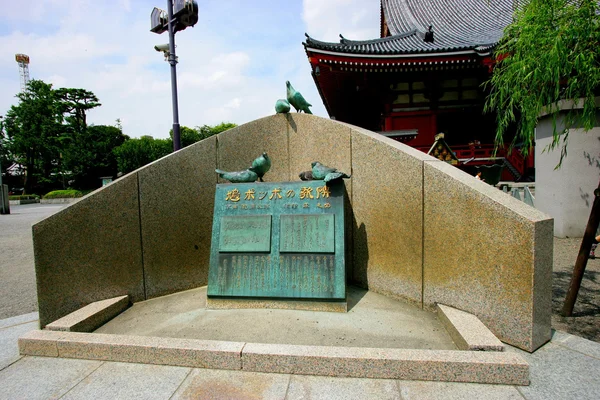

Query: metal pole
[167,0,181,151]
[0,116,5,214]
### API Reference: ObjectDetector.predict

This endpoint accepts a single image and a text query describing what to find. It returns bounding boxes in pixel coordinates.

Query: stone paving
[2,204,600,398]
[1,312,600,399]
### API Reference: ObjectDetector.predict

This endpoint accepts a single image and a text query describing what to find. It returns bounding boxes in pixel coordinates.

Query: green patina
[207,180,346,301]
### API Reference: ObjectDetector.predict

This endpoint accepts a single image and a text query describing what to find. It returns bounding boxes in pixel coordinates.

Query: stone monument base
[206,297,347,313]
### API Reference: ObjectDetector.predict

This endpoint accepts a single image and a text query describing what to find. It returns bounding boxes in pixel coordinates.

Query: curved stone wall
[33,113,553,352]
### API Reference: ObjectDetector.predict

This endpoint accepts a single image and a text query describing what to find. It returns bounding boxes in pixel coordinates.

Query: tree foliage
[3,80,64,193]
[169,122,237,148]
[3,80,120,192]
[485,0,600,162]
[113,136,172,174]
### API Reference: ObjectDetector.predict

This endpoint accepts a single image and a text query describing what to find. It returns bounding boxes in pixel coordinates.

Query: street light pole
[166,0,181,151]
[0,115,6,215]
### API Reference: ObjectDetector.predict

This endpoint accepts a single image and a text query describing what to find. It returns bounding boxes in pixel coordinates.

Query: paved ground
[0,204,67,320]
[1,203,600,398]
[2,204,598,342]
[96,286,456,350]
[1,313,600,399]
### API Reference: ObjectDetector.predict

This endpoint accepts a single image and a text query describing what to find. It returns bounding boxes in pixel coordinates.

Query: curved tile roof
[305,0,514,55]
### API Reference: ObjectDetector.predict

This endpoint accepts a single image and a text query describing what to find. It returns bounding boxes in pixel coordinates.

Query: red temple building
[304,0,533,181]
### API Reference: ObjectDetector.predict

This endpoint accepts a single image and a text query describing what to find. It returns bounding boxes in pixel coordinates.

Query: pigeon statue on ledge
[251,152,272,182]
[286,80,312,114]
[275,99,290,114]
[215,167,258,183]
[311,161,351,183]
[298,170,314,181]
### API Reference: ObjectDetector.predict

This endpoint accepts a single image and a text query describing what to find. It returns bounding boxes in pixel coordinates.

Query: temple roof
[304,0,514,56]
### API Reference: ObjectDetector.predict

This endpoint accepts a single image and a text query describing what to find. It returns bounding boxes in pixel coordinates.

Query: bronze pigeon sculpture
[251,152,272,182]
[215,167,258,183]
[275,99,290,114]
[298,170,314,181]
[286,81,312,114]
[311,161,351,183]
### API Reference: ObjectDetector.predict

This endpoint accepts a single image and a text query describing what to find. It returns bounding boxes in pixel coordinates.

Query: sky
[0,0,380,139]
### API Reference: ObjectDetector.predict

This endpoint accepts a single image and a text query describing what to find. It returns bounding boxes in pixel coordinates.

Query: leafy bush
[8,195,40,201]
[43,190,84,199]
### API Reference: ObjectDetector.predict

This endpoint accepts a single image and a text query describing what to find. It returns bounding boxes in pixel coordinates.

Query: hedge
[43,190,84,199]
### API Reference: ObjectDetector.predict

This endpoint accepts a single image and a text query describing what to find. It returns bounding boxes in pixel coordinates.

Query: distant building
[304,0,532,180]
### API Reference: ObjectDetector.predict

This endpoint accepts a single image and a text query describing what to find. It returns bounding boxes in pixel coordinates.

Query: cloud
[0,0,382,139]
[302,0,380,41]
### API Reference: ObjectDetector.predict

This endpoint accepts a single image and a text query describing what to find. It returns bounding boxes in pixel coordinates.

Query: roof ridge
[340,30,417,45]
[304,31,417,48]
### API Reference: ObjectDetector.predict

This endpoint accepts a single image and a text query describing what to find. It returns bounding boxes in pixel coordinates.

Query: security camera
[154,43,170,52]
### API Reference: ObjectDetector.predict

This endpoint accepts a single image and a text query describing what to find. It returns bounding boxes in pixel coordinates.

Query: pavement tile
[61,361,190,400]
[397,380,523,400]
[511,342,600,400]
[0,312,39,329]
[0,356,102,400]
[551,330,600,360]
[171,368,290,400]
[286,374,401,400]
[0,321,38,370]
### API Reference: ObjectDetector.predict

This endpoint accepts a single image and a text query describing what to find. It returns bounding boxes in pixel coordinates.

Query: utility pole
[150,0,198,152]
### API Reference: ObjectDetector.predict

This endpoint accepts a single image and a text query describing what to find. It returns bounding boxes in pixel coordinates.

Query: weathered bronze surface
[219,215,272,252]
[279,214,335,253]
[207,180,345,300]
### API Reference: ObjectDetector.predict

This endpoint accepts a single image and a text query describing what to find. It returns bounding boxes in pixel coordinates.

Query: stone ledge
[242,343,527,385]
[45,295,130,333]
[18,330,528,385]
[207,297,347,313]
[18,330,61,357]
[437,304,505,351]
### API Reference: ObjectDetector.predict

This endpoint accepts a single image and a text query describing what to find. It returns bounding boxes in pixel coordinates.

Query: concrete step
[437,304,505,351]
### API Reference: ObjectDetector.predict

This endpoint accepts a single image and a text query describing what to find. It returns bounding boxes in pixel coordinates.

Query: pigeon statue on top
[286,81,312,114]
[311,161,351,183]
[215,167,258,183]
[275,99,290,114]
[251,152,272,182]
[298,170,314,181]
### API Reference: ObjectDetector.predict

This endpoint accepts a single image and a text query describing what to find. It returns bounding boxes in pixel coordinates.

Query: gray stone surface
[513,342,600,400]
[398,380,524,399]
[18,329,61,357]
[437,304,504,351]
[139,137,217,299]
[27,114,554,356]
[172,369,290,400]
[217,115,290,182]
[287,113,352,190]
[287,375,400,400]
[551,330,600,359]
[46,295,129,332]
[0,312,38,329]
[0,321,37,370]
[0,204,66,320]
[0,356,102,400]
[33,174,145,328]
[242,343,529,384]
[350,128,427,305]
[97,286,456,350]
[61,362,190,400]
[423,160,553,352]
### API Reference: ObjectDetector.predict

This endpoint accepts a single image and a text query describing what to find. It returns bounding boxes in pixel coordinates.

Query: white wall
[536,111,600,237]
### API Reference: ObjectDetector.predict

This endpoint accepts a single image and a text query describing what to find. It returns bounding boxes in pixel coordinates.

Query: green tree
[3,80,64,193]
[198,122,237,139]
[485,0,600,161]
[169,122,237,148]
[113,136,172,174]
[65,125,129,189]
